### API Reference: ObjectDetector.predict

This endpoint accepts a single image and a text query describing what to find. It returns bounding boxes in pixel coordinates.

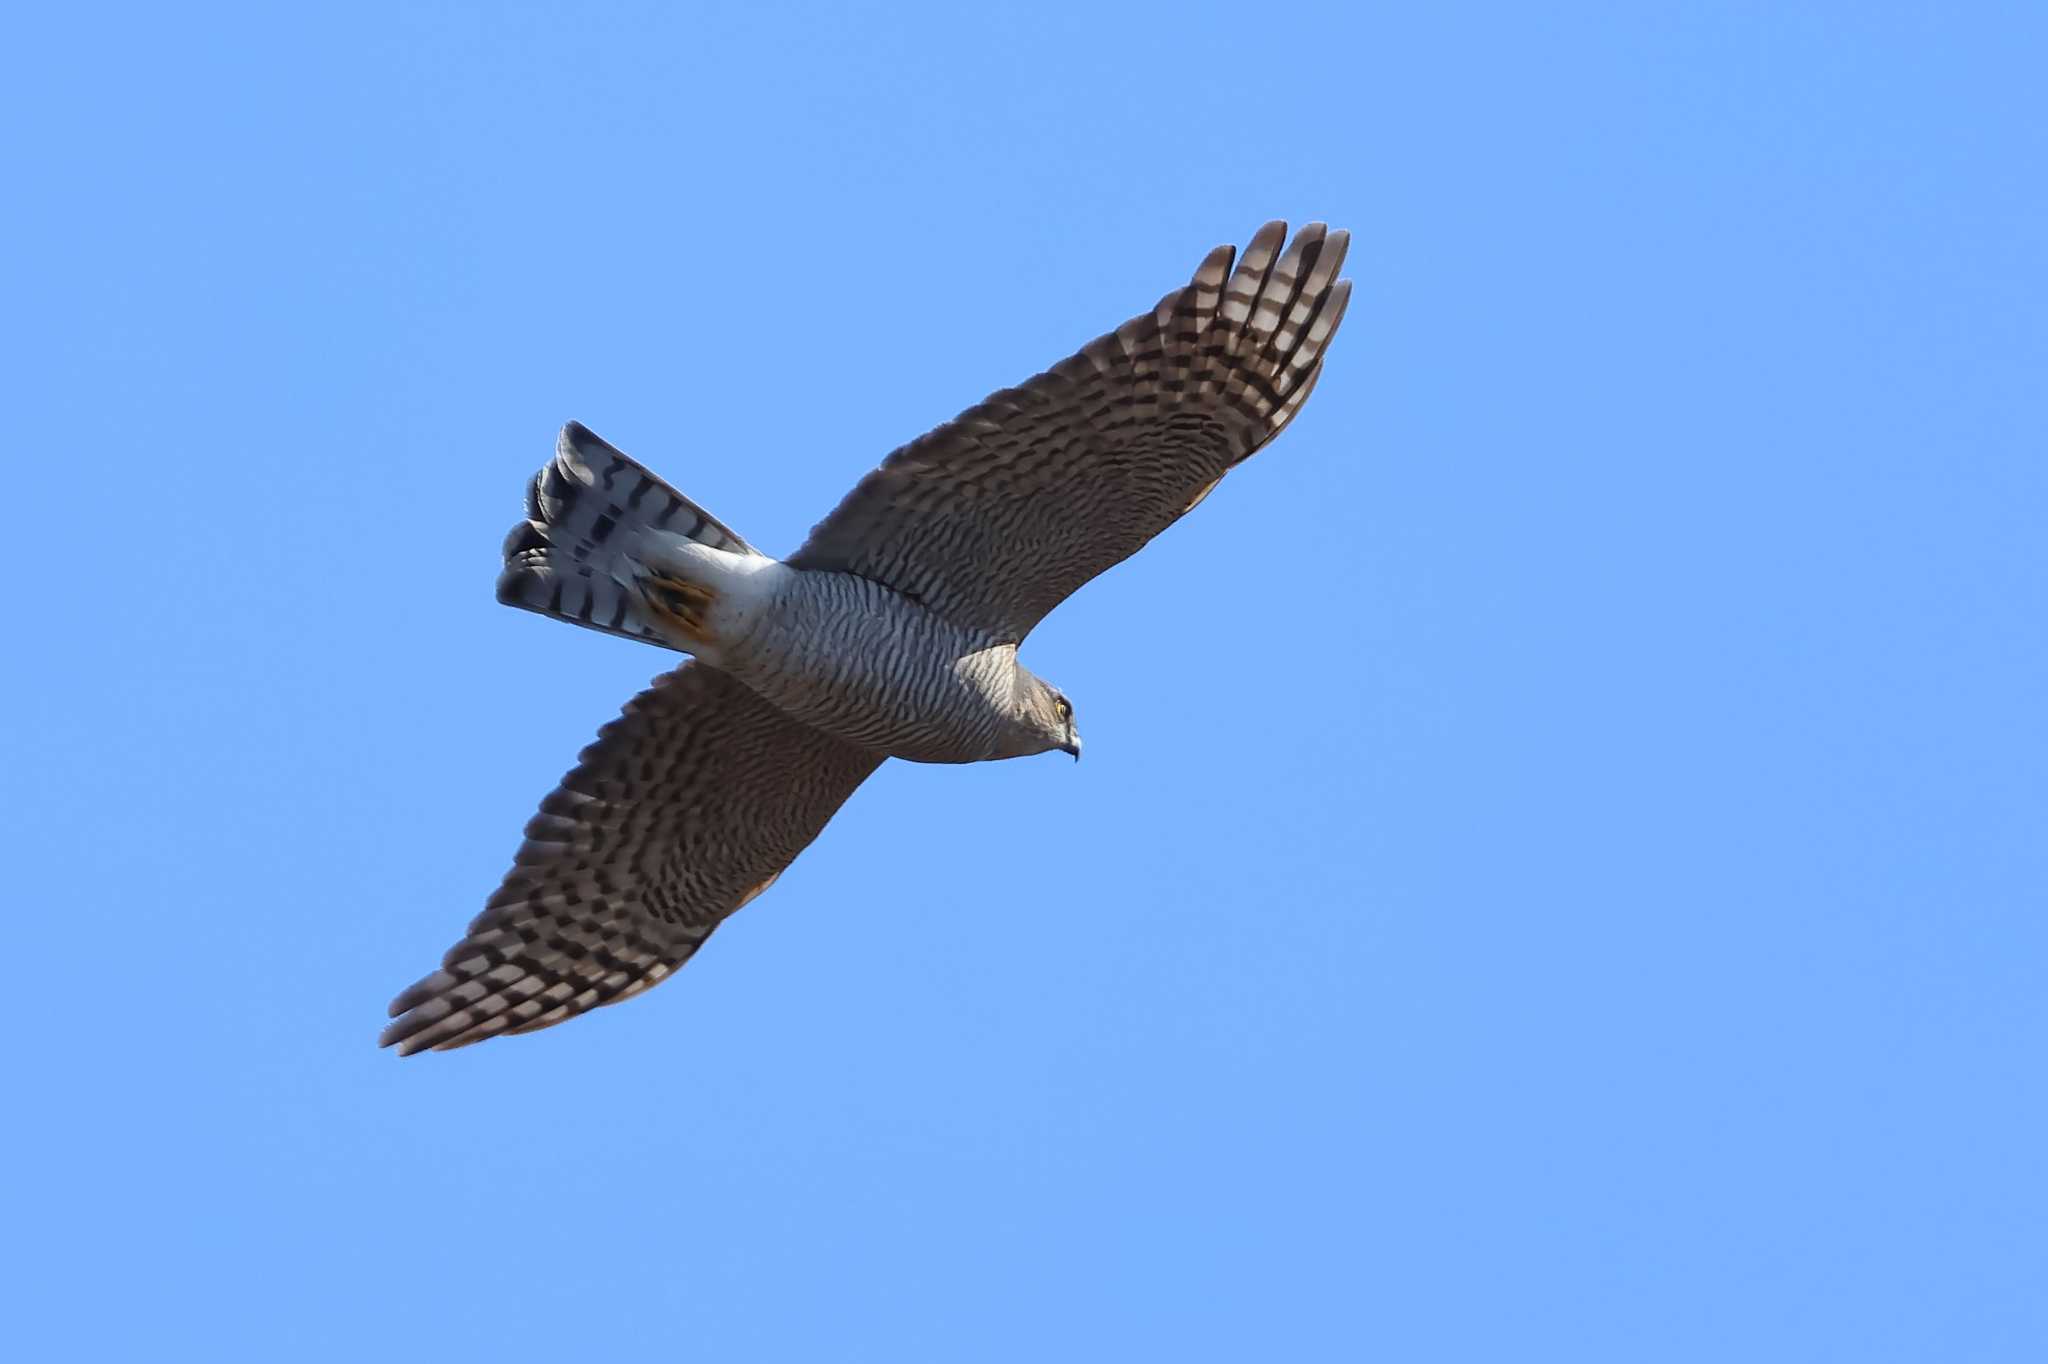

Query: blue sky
[6,3,2043,1358]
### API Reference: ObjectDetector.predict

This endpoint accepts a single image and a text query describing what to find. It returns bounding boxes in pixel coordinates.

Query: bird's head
[999,672,1082,761]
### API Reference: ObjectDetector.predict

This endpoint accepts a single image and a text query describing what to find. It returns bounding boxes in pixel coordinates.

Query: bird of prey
[381,221,1352,1054]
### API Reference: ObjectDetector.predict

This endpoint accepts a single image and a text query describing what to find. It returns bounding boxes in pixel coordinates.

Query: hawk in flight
[383,221,1352,1054]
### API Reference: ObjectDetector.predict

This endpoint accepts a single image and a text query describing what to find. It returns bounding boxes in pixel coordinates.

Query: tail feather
[496,422,758,647]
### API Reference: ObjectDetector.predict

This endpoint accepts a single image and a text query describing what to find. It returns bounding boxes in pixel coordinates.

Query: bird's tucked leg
[640,574,720,647]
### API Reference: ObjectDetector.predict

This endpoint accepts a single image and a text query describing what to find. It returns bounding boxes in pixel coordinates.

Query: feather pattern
[383,222,1349,1054]
[790,221,1351,643]
[497,422,758,649]
[381,664,881,1054]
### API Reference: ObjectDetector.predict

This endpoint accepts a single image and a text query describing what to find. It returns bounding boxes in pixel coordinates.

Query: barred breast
[717,569,1018,763]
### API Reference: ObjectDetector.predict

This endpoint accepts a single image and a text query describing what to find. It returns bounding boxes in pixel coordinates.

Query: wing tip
[557,419,611,461]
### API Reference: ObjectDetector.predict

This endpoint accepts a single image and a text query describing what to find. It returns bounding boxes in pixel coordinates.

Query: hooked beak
[1059,736,1082,762]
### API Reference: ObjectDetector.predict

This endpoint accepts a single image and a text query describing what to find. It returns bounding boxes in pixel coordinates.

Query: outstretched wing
[382,664,883,1055]
[789,221,1351,643]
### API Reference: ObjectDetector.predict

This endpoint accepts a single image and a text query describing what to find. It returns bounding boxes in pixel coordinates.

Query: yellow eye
[1055,696,1072,722]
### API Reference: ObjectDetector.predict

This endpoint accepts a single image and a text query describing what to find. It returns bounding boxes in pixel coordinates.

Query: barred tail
[496,422,760,648]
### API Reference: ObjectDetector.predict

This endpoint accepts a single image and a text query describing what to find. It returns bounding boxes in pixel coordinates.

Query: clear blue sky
[6,3,2042,1359]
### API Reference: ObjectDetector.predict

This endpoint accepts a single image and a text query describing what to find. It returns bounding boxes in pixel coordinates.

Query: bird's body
[383,220,1352,1054]
[638,543,1032,764]
[728,578,1027,764]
